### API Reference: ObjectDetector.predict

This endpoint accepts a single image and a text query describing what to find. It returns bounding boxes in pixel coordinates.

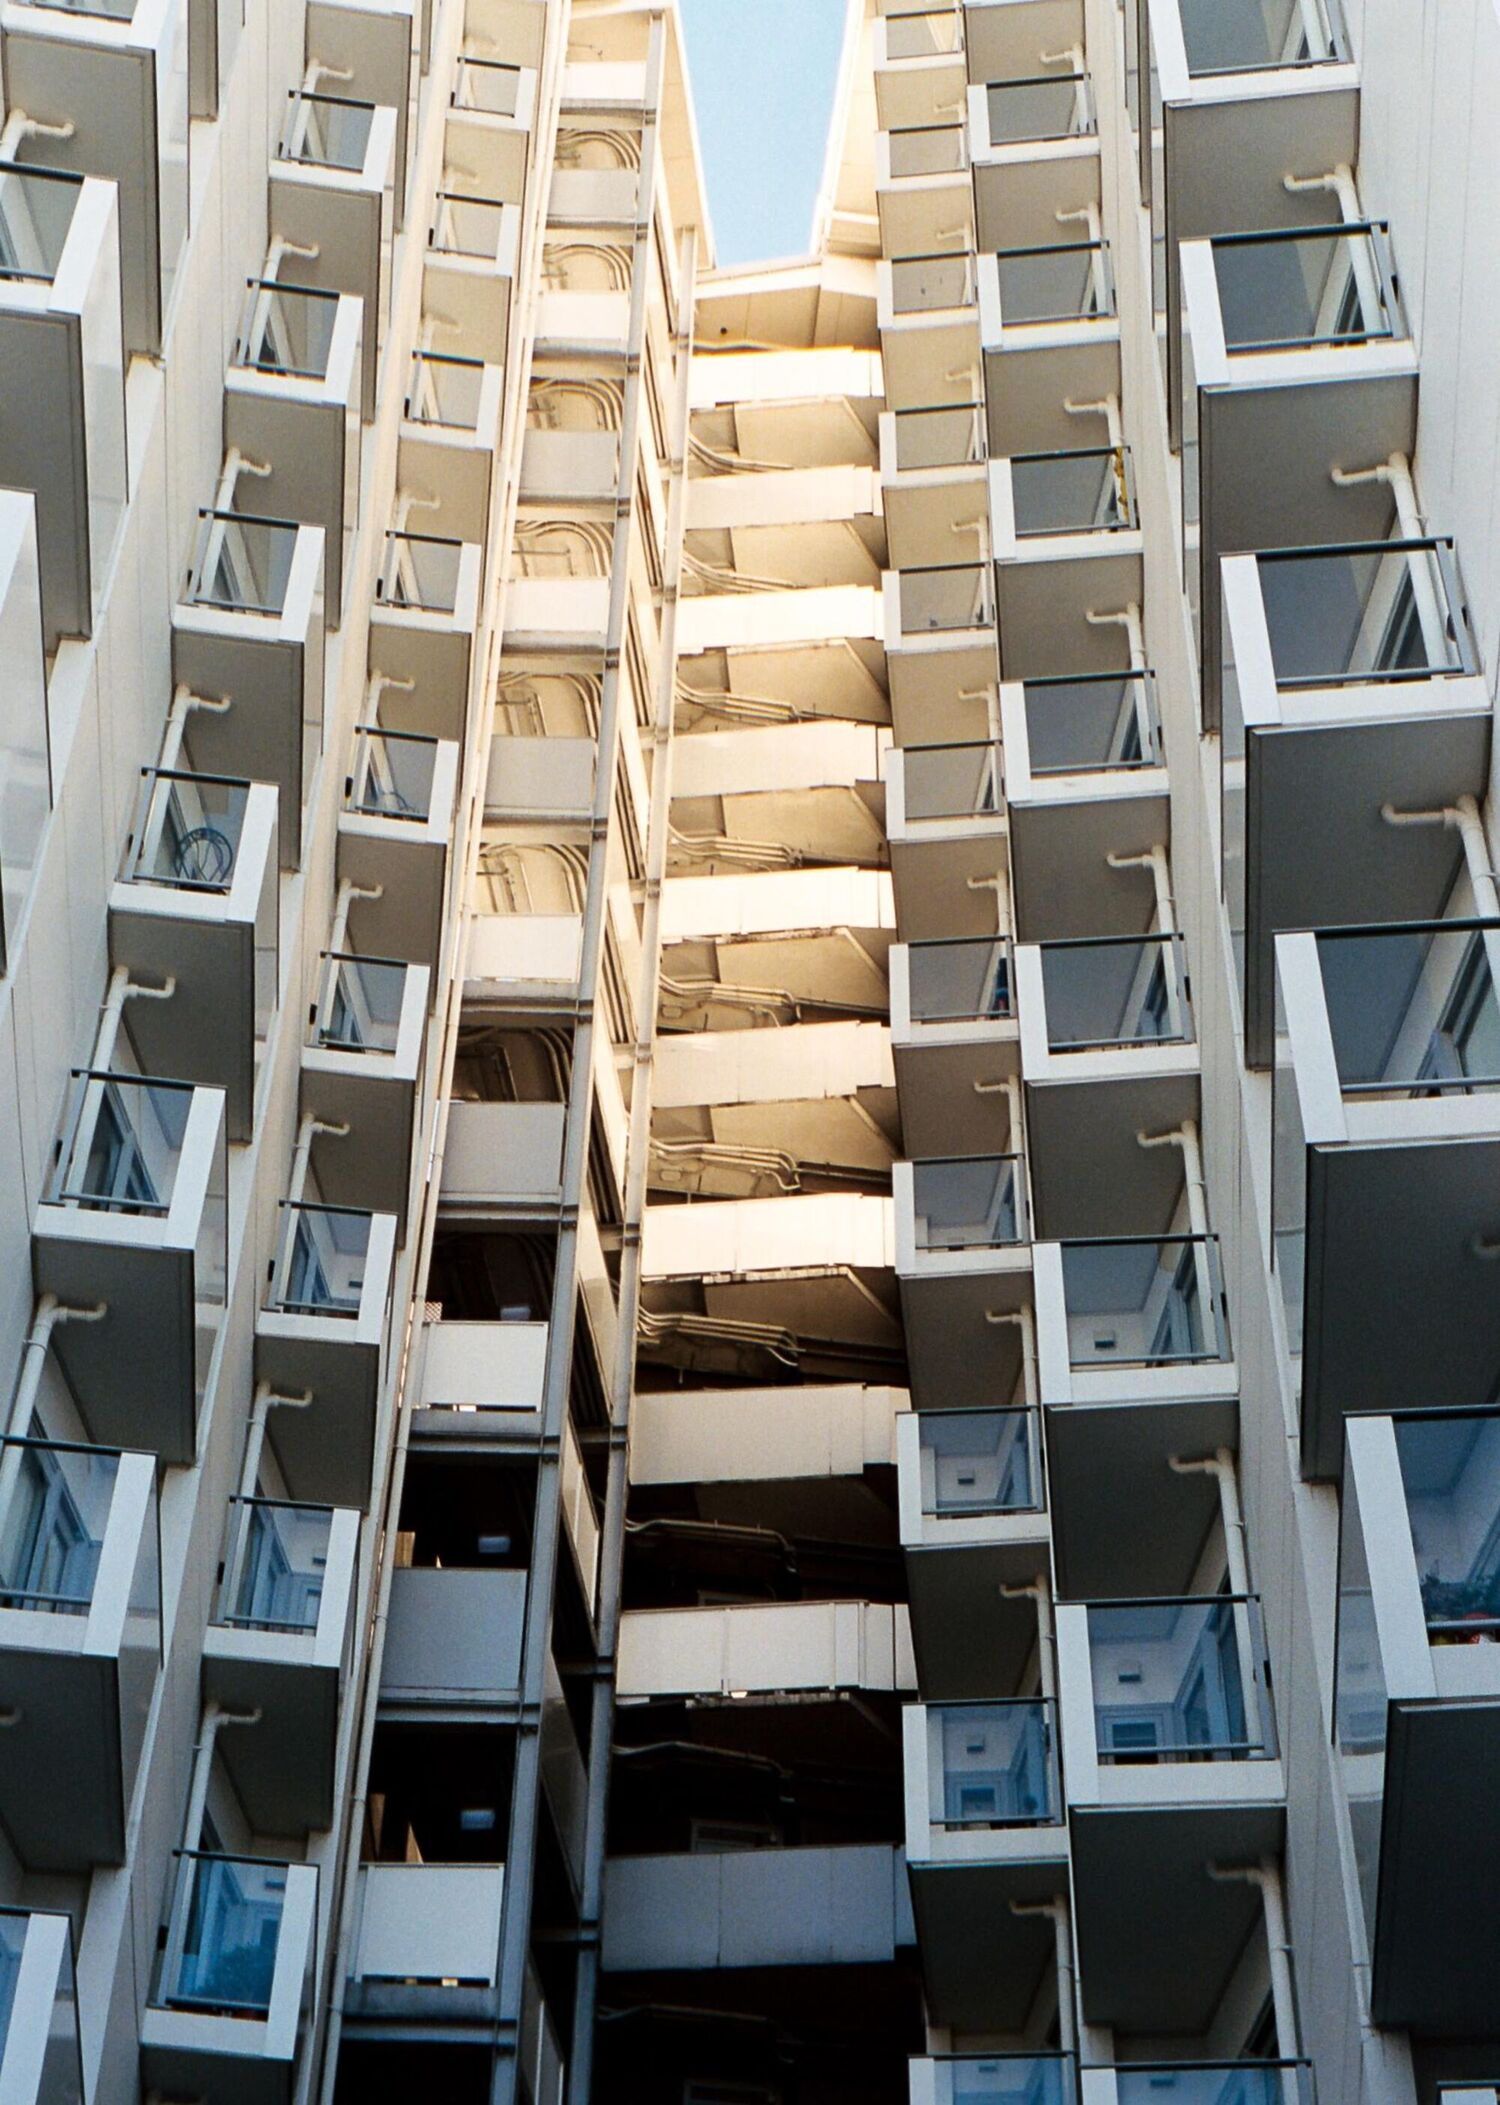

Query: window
[0,1446,99,1612]
[81,1085,160,1211]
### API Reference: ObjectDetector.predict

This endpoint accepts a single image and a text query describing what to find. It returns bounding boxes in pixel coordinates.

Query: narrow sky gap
[679,0,848,266]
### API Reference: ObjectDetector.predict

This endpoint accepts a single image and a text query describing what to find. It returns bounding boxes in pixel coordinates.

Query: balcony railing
[1061,1234,1229,1368]
[345,726,439,823]
[914,2054,1075,2105]
[234,278,342,381]
[994,240,1114,324]
[1176,0,1350,77]
[985,72,1093,145]
[405,349,488,430]
[1208,222,1403,353]
[0,1907,83,2102]
[1312,919,1500,1099]
[915,1408,1042,1517]
[927,1699,1060,1826]
[214,1498,333,1634]
[893,401,986,472]
[123,769,255,893]
[898,562,994,633]
[0,163,81,284]
[1387,1410,1500,1641]
[0,1435,137,1617]
[884,8,962,59]
[1085,1596,1277,1763]
[1039,933,1192,1051]
[429,191,509,259]
[889,122,967,177]
[153,1850,304,2017]
[48,1071,194,1218]
[186,510,301,618]
[1099,2062,1314,2105]
[1250,538,1477,688]
[450,54,523,116]
[890,251,977,316]
[311,952,409,1054]
[913,1154,1027,1250]
[279,89,378,173]
[902,741,1002,819]
[1021,671,1162,773]
[265,1202,375,1317]
[1008,447,1134,538]
[906,936,1014,1022]
[375,529,466,613]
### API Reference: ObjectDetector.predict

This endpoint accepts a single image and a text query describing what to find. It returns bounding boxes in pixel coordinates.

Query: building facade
[0,0,1497,2100]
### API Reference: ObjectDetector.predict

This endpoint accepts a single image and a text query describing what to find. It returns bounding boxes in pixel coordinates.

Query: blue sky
[679,0,849,266]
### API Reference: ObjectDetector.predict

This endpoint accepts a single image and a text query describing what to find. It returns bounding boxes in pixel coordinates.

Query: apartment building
[0,0,1498,2098]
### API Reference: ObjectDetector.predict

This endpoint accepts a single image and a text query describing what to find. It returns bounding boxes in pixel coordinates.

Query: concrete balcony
[602,1843,915,1974]
[142,1851,317,2105]
[1016,934,1200,1239]
[269,91,397,421]
[897,1406,1049,1696]
[0,1907,84,2102]
[1057,1595,1285,2033]
[880,402,988,573]
[301,952,430,1235]
[381,1564,527,1705]
[874,10,966,132]
[882,565,999,748]
[547,162,638,225]
[486,734,597,822]
[1033,1232,1234,1405]
[0,1437,158,1871]
[411,1317,549,1438]
[107,768,279,1142]
[876,249,982,415]
[990,448,1144,680]
[658,865,895,1029]
[1338,1408,1500,2030]
[669,720,888,873]
[304,0,414,226]
[424,190,519,357]
[171,512,325,870]
[676,579,883,664]
[464,910,583,1008]
[32,1071,227,1464]
[1141,0,1359,449]
[875,119,971,266]
[967,69,1101,268]
[617,1598,915,1702]
[501,572,611,651]
[885,739,1005,940]
[398,351,504,545]
[896,1154,1032,1408]
[911,2053,1075,2105]
[1,0,188,355]
[1000,671,1171,940]
[533,285,631,357]
[349,1863,505,1988]
[1274,920,1500,1476]
[336,719,459,970]
[688,344,883,462]
[641,1192,902,1373]
[0,165,125,651]
[978,242,1122,460]
[890,938,1019,1157]
[1043,1392,1238,1600]
[439,1100,566,1217]
[0,493,48,979]
[368,522,482,741]
[520,424,620,507]
[254,1201,397,1509]
[1220,538,1486,1067]
[225,282,363,623]
[1182,222,1417,726]
[203,1497,359,1833]
[445,55,536,205]
[684,464,885,590]
[963,0,1085,81]
[903,1697,1069,2029]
